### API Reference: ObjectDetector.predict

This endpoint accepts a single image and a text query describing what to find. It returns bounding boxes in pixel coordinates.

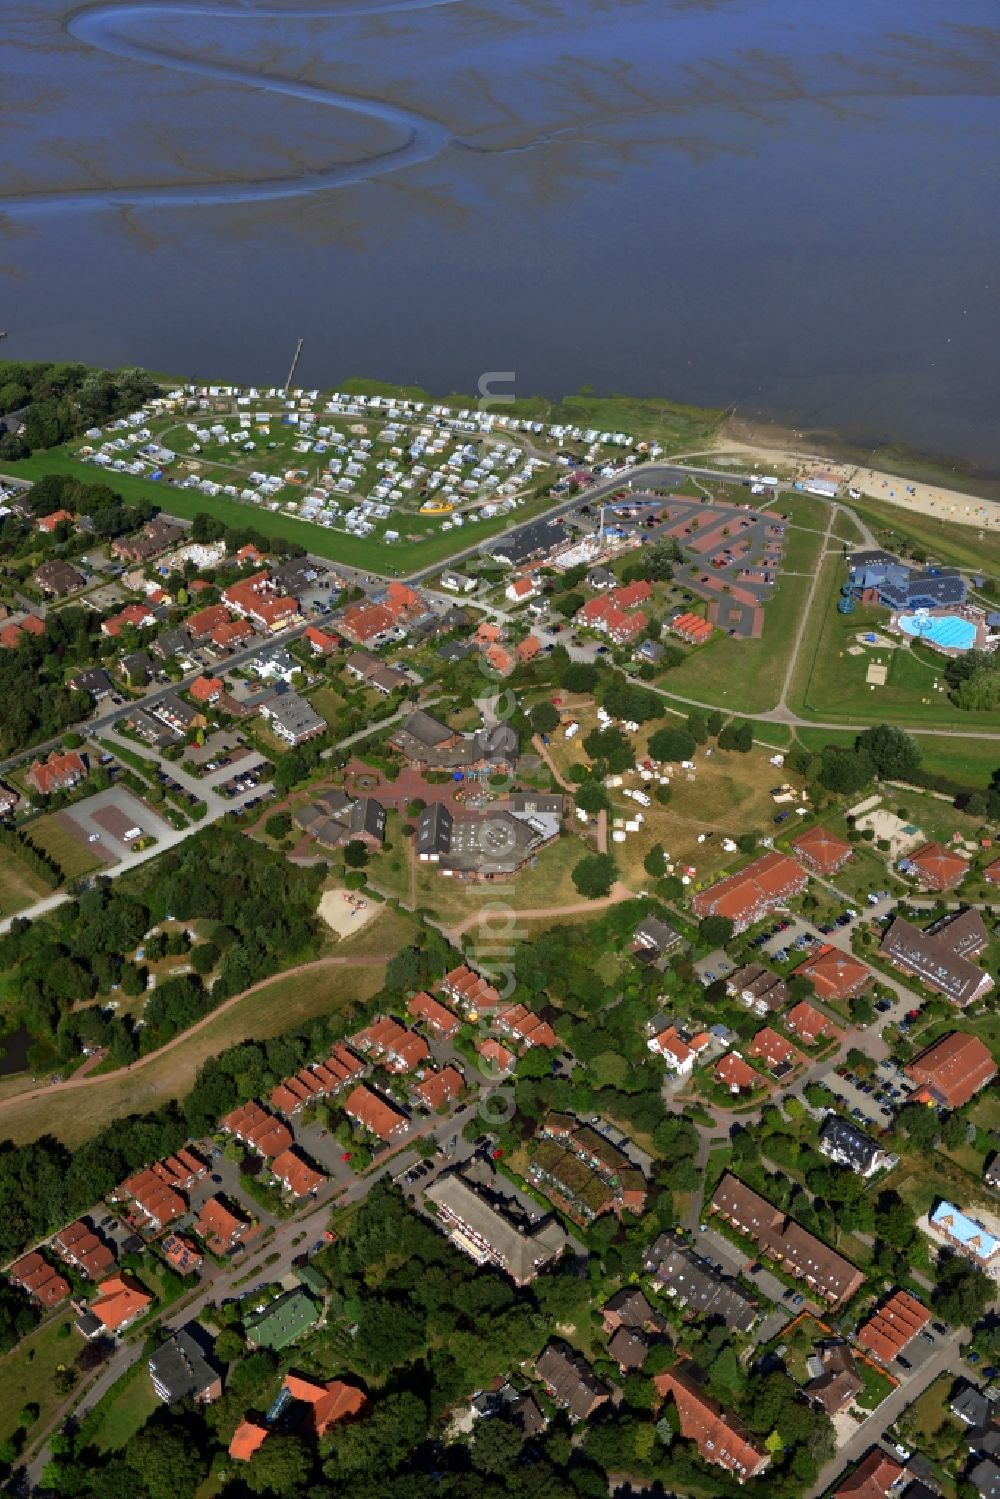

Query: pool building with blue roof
[929,1201,1000,1274]
[848,549,966,611]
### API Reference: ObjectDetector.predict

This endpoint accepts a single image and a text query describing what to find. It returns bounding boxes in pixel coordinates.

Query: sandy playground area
[317,887,379,940]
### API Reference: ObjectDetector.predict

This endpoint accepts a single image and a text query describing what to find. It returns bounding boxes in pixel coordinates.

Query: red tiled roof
[271,1148,325,1197]
[905,1032,997,1109]
[747,1027,795,1070]
[282,1374,366,1435]
[793,945,871,1002]
[304,625,339,654]
[340,602,395,641]
[477,1038,515,1074]
[88,1273,152,1331]
[229,1418,269,1460]
[344,1084,407,1141]
[189,674,223,703]
[857,1290,929,1364]
[671,611,714,644]
[692,851,807,930]
[212,618,254,648]
[27,749,86,796]
[612,579,652,609]
[654,1368,769,1481]
[414,1066,464,1111]
[408,991,460,1035]
[515,634,542,661]
[714,1051,760,1091]
[907,841,969,890]
[785,1001,833,1046]
[791,823,853,873]
[187,604,230,638]
[440,964,500,1011]
[835,1448,905,1499]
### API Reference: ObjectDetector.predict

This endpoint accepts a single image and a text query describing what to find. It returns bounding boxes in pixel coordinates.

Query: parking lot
[819,1056,913,1133]
[57,785,171,864]
[695,1225,800,1318]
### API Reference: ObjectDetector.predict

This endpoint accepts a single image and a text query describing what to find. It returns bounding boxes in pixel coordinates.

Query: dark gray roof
[818,1115,884,1174]
[437,640,474,663]
[70,667,113,696]
[608,1325,648,1369]
[148,1328,218,1404]
[152,627,190,660]
[645,1237,757,1332]
[881,917,990,1007]
[928,907,989,959]
[535,1340,608,1421]
[490,517,567,565]
[417,801,453,856]
[347,796,386,841]
[952,1383,994,1427]
[634,915,683,953]
[397,709,455,748]
[970,1459,1000,1499]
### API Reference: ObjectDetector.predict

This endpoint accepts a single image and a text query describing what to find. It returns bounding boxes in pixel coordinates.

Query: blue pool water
[899,612,976,650]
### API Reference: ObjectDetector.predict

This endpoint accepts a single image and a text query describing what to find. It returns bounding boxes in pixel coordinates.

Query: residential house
[574,595,647,646]
[111,518,182,563]
[353,1016,430,1073]
[654,1366,770,1482]
[408,991,460,1037]
[476,1038,515,1076]
[791,824,854,874]
[101,601,156,638]
[68,666,114,700]
[152,691,205,736]
[271,1149,325,1199]
[36,507,75,534]
[692,851,808,934]
[196,1196,250,1255]
[747,1027,797,1075]
[211,618,255,651]
[0,782,19,818]
[834,1448,906,1499]
[535,1341,610,1422]
[952,1383,996,1428]
[303,624,340,655]
[902,841,970,891]
[726,963,791,1016]
[220,1100,293,1159]
[26,749,86,797]
[51,1220,116,1280]
[243,1288,319,1352]
[905,1033,997,1108]
[880,917,993,1007]
[794,946,871,1003]
[805,1342,863,1416]
[926,908,989,959]
[671,612,714,646]
[644,1236,757,1333]
[78,1274,152,1337]
[529,1113,646,1225]
[632,914,685,967]
[601,1287,665,1337]
[190,674,223,705]
[856,1291,930,1364]
[440,570,476,593]
[505,574,540,604]
[440,963,501,1013]
[715,1051,761,1094]
[389,710,518,775]
[338,601,396,644]
[648,1024,708,1075]
[785,1001,835,1047]
[186,604,231,640]
[818,1116,887,1177]
[493,1004,557,1050]
[33,559,84,596]
[222,570,300,632]
[343,1084,408,1142]
[259,689,326,745]
[160,1234,203,1275]
[413,1066,464,1112]
[149,1328,222,1404]
[8,1252,70,1310]
[423,1172,566,1285]
[928,1202,1000,1273]
[709,1173,865,1303]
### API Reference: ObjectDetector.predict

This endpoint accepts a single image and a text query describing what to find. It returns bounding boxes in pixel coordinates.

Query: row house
[440,964,501,1013]
[270,1148,325,1199]
[408,990,461,1037]
[220,1100,293,1159]
[269,1045,365,1115]
[8,1251,70,1310]
[51,1220,116,1280]
[196,1195,251,1255]
[709,1173,865,1304]
[493,1004,557,1050]
[352,1016,430,1074]
[692,851,808,934]
[725,963,791,1016]
[343,1083,409,1142]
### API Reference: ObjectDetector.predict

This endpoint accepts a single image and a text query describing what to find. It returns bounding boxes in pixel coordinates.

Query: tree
[127,1424,206,1499]
[687,711,707,744]
[942,1111,968,1150]
[246,1432,312,1494]
[471,1418,524,1475]
[935,1254,994,1326]
[898,1101,941,1150]
[856,724,921,781]
[648,726,696,762]
[561,661,598,693]
[575,780,609,815]
[530,701,560,735]
[699,915,733,946]
[646,538,682,580]
[718,718,753,752]
[572,854,617,899]
[343,840,369,868]
[264,811,292,840]
[643,843,666,877]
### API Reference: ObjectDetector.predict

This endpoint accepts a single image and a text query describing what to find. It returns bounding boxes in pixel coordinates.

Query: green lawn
[2,449,559,577]
[78,1362,160,1453]
[655,572,811,713]
[0,1314,82,1452]
[0,850,49,918]
[779,524,826,574]
[787,553,1000,728]
[27,813,104,881]
[854,1358,895,1411]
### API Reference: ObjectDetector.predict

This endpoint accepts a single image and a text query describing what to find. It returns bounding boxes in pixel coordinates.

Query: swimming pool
[898,612,976,651]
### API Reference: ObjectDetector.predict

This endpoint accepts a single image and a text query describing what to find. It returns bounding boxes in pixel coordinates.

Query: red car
[340,1151,352,1163]
[492,1148,504,1160]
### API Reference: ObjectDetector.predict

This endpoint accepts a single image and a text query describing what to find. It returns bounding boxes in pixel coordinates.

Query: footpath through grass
[0,956,386,1149]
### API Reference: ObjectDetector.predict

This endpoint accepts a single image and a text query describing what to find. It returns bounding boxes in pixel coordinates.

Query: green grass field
[787,554,1000,728]
[0,1314,82,1452]
[78,1363,160,1453]
[27,813,105,880]
[655,571,811,712]
[0,851,49,919]
[2,448,560,577]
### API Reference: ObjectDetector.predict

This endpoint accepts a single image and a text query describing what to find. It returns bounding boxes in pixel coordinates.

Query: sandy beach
[699,441,1000,532]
